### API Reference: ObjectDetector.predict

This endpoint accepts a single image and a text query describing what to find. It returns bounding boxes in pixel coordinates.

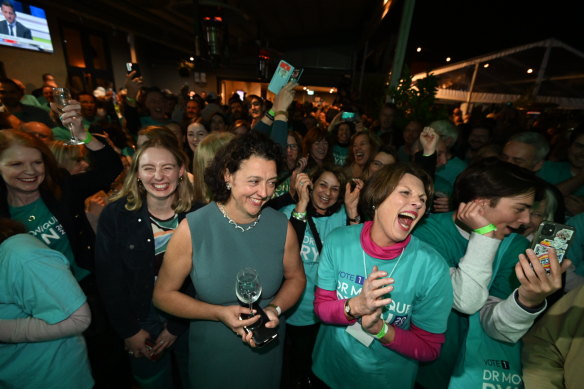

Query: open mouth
[397,211,418,230]
[18,177,38,183]
[152,183,170,191]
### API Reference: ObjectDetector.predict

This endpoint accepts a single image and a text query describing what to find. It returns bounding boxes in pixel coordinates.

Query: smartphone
[125,62,141,79]
[341,111,357,121]
[530,221,575,273]
[268,60,303,94]
[240,307,278,347]
[144,339,162,361]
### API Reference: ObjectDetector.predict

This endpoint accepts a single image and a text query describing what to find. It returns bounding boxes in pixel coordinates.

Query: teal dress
[186,203,288,388]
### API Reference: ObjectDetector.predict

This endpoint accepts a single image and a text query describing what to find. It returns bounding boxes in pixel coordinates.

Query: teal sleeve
[8,237,86,325]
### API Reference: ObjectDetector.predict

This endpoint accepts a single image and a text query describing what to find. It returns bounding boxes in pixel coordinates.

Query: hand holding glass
[53,88,84,145]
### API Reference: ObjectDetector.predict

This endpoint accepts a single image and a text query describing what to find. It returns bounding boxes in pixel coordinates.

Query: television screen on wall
[0,1,54,52]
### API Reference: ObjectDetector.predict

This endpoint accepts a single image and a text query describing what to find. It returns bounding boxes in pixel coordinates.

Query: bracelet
[274,110,289,119]
[348,215,361,224]
[81,131,93,144]
[126,97,136,104]
[473,224,497,235]
[292,210,307,222]
[265,109,275,121]
[374,321,388,339]
[267,303,282,316]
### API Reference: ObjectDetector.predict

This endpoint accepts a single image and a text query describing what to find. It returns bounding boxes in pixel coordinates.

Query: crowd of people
[1,68,583,389]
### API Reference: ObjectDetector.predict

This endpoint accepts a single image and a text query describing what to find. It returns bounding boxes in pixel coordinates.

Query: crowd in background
[1,69,584,389]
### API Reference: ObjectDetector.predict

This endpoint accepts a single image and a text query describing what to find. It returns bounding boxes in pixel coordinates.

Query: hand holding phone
[268,60,303,94]
[126,62,141,79]
[530,221,575,273]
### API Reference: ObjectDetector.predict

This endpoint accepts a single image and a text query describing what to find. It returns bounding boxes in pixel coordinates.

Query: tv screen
[0,1,54,52]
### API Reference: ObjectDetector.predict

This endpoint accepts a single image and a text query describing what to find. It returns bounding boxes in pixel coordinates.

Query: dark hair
[1,2,14,11]
[359,163,434,221]
[288,130,303,155]
[0,78,22,94]
[75,91,96,102]
[452,157,542,207]
[0,218,27,244]
[308,164,349,215]
[205,131,283,202]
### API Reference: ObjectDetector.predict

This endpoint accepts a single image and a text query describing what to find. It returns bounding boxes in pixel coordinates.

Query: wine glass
[235,267,262,318]
[52,87,84,145]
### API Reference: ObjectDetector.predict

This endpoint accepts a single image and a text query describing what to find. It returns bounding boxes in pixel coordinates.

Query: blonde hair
[48,141,87,174]
[110,137,195,213]
[192,132,234,203]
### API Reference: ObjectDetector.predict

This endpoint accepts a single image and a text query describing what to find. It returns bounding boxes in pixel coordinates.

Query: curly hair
[205,131,283,203]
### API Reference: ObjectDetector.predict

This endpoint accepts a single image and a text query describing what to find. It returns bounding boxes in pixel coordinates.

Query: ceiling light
[446,57,451,62]
[527,68,534,74]
[416,47,422,53]
[483,63,489,68]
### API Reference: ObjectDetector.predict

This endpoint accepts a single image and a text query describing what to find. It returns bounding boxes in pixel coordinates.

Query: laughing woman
[311,163,453,388]
[95,136,197,388]
[153,132,305,388]
[279,165,362,387]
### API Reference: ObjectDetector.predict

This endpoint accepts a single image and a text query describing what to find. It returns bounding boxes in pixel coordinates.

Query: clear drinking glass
[52,87,84,145]
[235,267,262,313]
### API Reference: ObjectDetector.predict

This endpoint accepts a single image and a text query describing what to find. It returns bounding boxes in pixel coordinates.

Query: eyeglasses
[286,144,299,150]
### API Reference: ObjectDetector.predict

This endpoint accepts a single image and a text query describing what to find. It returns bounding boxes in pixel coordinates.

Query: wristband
[292,210,307,222]
[473,224,497,235]
[274,110,289,119]
[374,321,388,339]
[265,109,275,121]
[267,303,281,316]
[126,97,136,104]
[81,131,93,144]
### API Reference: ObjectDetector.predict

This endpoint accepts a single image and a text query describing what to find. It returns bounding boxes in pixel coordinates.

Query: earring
[226,182,231,190]
[179,176,184,183]
[372,205,376,210]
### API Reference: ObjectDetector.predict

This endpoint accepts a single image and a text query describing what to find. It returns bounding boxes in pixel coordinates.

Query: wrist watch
[344,299,356,318]
[348,215,361,223]
[267,303,282,316]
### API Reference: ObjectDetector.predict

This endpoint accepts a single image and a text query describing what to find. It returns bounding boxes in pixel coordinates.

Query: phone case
[530,221,575,272]
[240,306,278,347]
[268,60,301,94]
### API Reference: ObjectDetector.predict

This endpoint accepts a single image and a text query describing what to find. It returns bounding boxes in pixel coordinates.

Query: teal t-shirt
[0,234,93,389]
[537,160,584,197]
[312,224,453,388]
[566,212,584,277]
[140,116,171,128]
[9,198,90,281]
[436,156,467,187]
[413,212,528,388]
[332,144,349,166]
[279,204,347,326]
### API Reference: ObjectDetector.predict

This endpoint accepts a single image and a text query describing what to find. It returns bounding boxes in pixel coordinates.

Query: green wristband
[374,321,388,340]
[292,210,307,222]
[82,131,93,144]
[473,224,497,235]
